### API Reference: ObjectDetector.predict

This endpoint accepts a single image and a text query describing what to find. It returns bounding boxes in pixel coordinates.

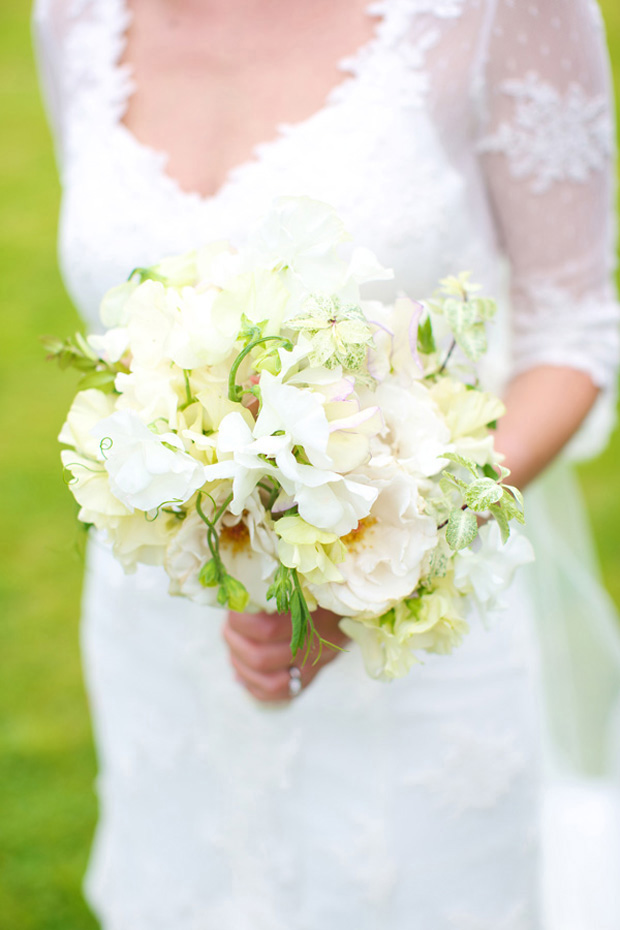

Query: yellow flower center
[341,516,377,551]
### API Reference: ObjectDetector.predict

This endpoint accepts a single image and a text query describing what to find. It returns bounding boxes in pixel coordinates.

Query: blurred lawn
[1,2,620,928]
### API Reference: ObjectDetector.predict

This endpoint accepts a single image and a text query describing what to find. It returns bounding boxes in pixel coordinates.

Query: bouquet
[46,197,533,680]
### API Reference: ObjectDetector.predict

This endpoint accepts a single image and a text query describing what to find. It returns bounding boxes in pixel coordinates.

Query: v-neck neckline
[110,0,390,208]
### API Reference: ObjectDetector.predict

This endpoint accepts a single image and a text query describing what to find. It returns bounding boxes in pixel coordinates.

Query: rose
[311,469,437,618]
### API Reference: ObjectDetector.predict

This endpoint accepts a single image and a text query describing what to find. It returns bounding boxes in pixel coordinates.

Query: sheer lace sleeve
[477,0,619,395]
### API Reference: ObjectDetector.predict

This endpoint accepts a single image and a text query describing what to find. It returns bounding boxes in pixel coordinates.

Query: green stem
[437,338,457,376]
[183,369,194,407]
[228,334,293,402]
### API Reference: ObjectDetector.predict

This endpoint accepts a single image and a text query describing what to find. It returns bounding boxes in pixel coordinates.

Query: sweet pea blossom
[91,410,207,512]
[430,378,506,466]
[453,522,535,620]
[125,280,238,369]
[274,515,345,585]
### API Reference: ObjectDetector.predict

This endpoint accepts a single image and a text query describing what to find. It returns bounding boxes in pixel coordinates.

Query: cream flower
[341,580,468,680]
[430,378,506,466]
[104,510,178,573]
[61,449,129,524]
[311,470,437,618]
[87,327,129,364]
[274,515,345,585]
[339,614,422,681]
[366,297,424,383]
[211,269,290,338]
[59,389,117,458]
[125,280,238,370]
[115,362,186,429]
[371,380,452,477]
[165,496,278,608]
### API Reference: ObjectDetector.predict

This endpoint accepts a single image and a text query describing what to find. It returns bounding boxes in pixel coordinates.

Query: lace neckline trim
[100,0,394,208]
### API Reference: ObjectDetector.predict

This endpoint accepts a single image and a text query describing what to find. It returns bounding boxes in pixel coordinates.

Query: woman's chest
[118,0,379,200]
[58,0,499,327]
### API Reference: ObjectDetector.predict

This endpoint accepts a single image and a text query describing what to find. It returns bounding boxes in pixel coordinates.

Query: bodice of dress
[33,0,620,453]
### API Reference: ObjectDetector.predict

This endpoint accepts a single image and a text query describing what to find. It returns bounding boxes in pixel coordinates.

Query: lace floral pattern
[479,73,613,194]
[32,0,620,927]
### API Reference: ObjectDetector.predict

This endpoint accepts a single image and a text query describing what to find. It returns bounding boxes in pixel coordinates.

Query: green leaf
[440,474,468,495]
[445,508,478,550]
[481,463,500,480]
[417,314,436,354]
[470,297,497,320]
[443,452,480,476]
[489,503,510,543]
[499,488,526,524]
[290,570,312,657]
[78,369,118,392]
[455,321,487,362]
[266,563,293,614]
[503,483,524,511]
[463,478,504,511]
[444,297,476,335]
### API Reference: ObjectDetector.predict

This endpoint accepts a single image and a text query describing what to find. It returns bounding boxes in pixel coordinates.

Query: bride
[33,0,620,927]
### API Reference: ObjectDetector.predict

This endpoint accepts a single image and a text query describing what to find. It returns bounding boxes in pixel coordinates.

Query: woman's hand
[223,607,349,703]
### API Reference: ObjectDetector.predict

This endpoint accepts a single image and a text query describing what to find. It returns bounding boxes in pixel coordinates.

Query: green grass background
[1,2,620,927]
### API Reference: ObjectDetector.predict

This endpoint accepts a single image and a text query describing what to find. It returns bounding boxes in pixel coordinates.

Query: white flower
[61,449,129,523]
[430,378,506,466]
[254,369,331,467]
[205,409,377,535]
[87,327,129,364]
[341,578,469,680]
[91,410,207,512]
[371,380,451,477]
[311,470,437,618]
[104,510,178,573]
[289,468,378,536]
[274,515,345,585]
[245,196,351,295]
[453,522,535,619]
[339,615,421,681]
[99,278,139,327]
[59,389,117,458]
[125,280,237,370]
[165,496,278,608]
[366,297,424,383]
[203,411,287,514]
[211,269,290,338]
[115,362,186,429]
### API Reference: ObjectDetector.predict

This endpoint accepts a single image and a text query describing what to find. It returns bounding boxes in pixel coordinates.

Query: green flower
[287,295,374,371]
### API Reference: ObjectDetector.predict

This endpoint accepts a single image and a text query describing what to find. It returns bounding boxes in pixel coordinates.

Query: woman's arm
[493,366,599,490]
[478,0,619,490]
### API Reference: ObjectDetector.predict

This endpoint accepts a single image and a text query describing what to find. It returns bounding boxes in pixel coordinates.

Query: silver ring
[288,666,302,698]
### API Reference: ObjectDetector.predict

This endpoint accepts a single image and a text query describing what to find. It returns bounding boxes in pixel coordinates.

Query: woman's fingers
[227,610,292,643]
[223,623,293,673]
[229,653,292,702]
[223,607,349,703]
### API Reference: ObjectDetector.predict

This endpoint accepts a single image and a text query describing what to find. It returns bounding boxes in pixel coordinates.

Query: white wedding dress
[33,1,620,928]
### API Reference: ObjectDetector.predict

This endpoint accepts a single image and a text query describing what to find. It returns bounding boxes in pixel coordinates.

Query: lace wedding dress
[33,1,620,928]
